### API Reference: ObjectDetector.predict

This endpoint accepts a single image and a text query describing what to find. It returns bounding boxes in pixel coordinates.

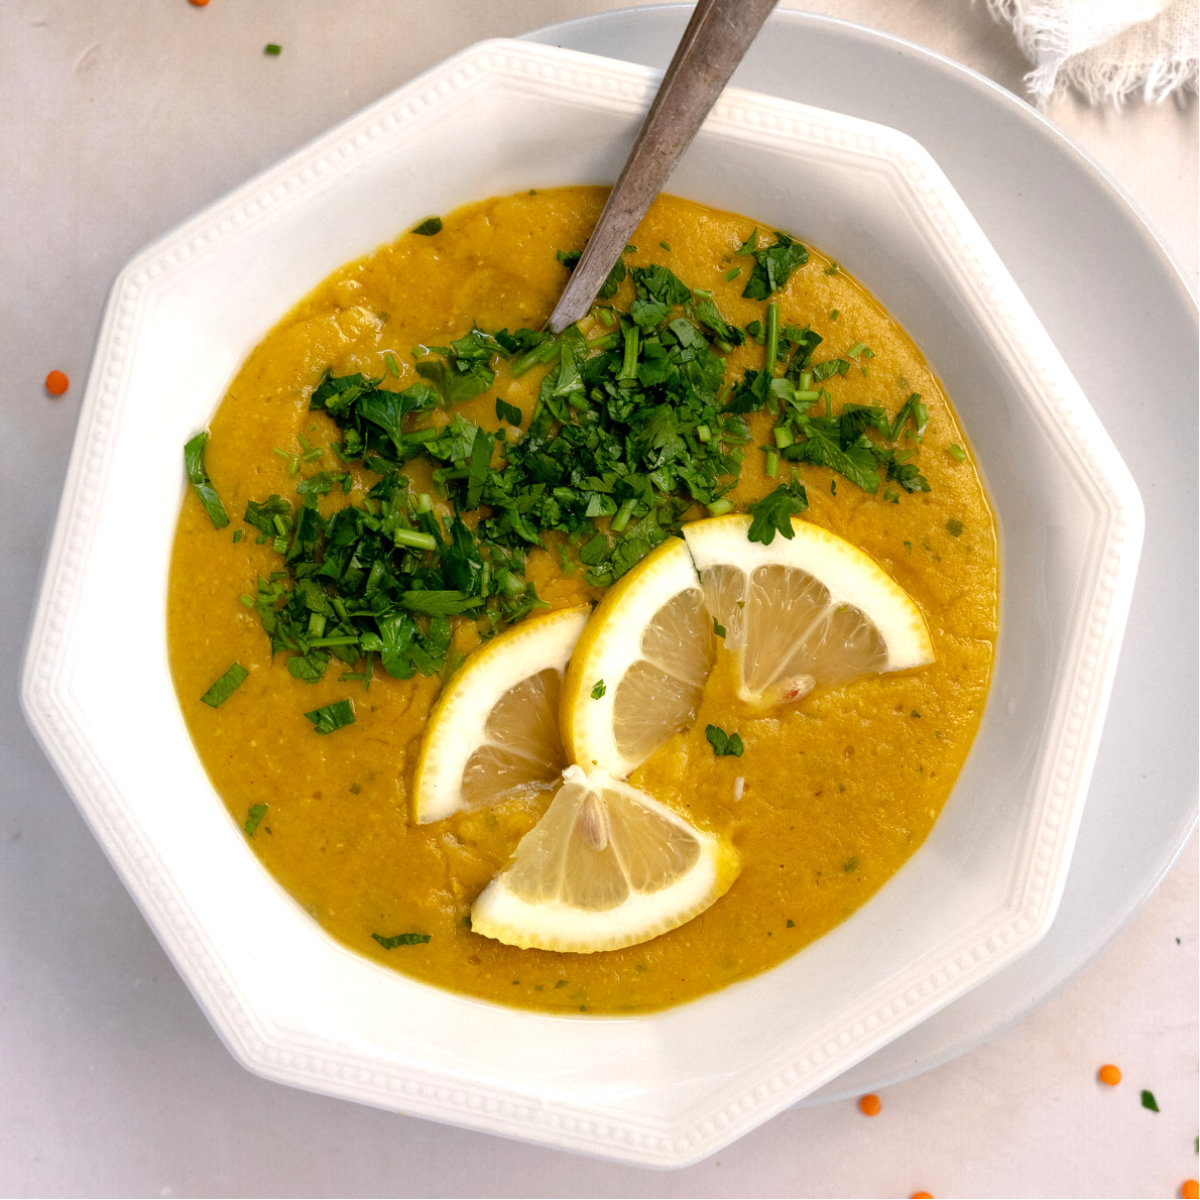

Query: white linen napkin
[983,0,1199,103]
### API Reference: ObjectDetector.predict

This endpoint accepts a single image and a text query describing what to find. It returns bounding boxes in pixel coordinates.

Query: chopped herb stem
[618,327,640,384]
[393,528,437,552]
[764,301,780,377]
[611,499,637,533]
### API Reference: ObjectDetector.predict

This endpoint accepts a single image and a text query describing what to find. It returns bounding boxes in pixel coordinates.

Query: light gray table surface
[3,3,1196,1197]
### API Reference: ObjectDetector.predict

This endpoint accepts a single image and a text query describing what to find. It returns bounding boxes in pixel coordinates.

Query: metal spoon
[546,0,780,334]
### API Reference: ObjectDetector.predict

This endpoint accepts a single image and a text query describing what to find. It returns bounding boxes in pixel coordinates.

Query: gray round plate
[525,5,1198,1101]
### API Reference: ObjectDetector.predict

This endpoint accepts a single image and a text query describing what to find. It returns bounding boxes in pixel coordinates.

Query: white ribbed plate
[20,39,1142,1167]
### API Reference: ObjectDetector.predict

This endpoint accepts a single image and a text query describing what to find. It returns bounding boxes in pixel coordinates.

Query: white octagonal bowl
[21,40,1142,1166]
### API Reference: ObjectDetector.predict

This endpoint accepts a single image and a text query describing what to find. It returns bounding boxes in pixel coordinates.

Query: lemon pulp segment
[411,605,590,824]
[470,768,740,953]
[561,537,714,779]
[682,515,934,706]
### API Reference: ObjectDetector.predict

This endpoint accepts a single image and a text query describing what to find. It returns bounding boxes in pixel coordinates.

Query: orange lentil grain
[188,0,210,7]
[1098,1063,1122,1086]
[858,1093,882,1117]
[1181,1181,1198,1200]
[912,1192,934,1199]
[44,370,69,396]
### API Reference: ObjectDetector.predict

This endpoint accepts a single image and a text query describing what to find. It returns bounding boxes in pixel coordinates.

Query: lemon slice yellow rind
[411,605,590,824]
[469,769,741,954]
[561,537,706,780]
[682,514,933,672]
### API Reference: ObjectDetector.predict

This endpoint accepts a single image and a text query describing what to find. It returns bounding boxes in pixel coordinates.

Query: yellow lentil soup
[168,188,996,1014]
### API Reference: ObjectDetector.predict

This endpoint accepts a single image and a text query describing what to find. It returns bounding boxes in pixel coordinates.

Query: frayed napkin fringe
[1027,43,1199,103]
[982,0,1200,104]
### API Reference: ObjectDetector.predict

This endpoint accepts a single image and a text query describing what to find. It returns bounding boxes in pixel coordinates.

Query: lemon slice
[470,766,740,953]
[411,605,590,824]
[682,514,934,706]
[561,537,715,779]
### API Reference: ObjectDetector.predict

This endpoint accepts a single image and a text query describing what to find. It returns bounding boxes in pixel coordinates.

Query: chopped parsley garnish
[213,235,936,688]
[200,662,248,708]
[304,698,355,734]
[705,724,745,757]
[557,245,628,299]
[411,216,443,236]
[746,479,808,545]
[945,518,964,537]
[1140,1089,1160,1112]
[264,43,282,56]
[495,397,522,426]
[737,229,809,300]
[243,803,268,837]
[371,931,431,949]
[184,430,230,529]
[590,680,606,700]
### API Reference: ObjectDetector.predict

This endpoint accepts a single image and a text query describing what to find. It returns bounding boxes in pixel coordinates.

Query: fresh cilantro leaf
[416,355,492,407]
[357,384,439,456]
[243,803,268,837]
[400,590,484,616]
[705,724,745,757]
[200,663,248,708]
[304,698,355,734]
[288,648,329,683]
[495,397,522,426]
[412,216,442,236]
[746,479,808,544]
[812,357,850,381]
[629,297,671,328]
[1141,1090,1159,1113]
[740,232,808,300]
[876,448,931,494]
[631,264,692,306]
[690,293,743,345]
[184,431,230,529]
[783,422,881,493]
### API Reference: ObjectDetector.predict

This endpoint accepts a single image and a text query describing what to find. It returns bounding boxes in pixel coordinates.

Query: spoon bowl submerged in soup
[167,187,996,1014]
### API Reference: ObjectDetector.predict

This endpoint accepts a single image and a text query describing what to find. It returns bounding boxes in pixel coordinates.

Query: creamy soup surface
[168,188,997,1014]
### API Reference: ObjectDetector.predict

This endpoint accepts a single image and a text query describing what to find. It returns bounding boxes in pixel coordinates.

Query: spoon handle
[547,0,779,334]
